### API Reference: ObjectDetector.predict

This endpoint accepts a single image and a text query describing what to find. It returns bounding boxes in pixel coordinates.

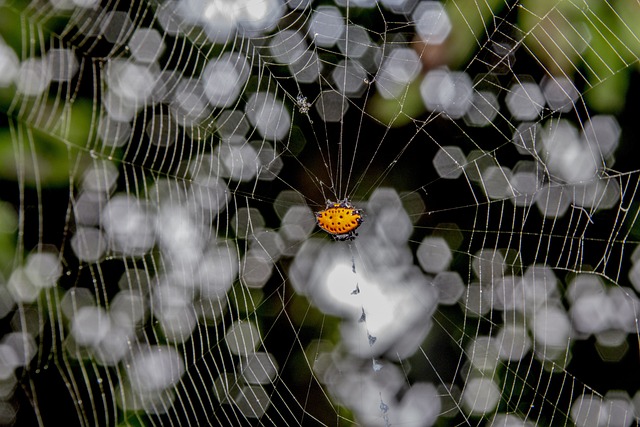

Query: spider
[315,199,364,241]
[295,93,311,114]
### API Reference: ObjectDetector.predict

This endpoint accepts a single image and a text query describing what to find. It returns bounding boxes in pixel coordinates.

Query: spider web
[1,0,640,426]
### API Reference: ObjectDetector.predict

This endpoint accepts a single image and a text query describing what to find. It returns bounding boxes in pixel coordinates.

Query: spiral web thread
[0,0,640,426]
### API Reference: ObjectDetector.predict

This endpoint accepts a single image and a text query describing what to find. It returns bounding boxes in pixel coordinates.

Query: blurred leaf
[0,124,70,186]
[584,69,628,113]
[369,0,507,125]
[0,201,17,234]
[0,4,25,54]
[520,0,640,113]
[0,200,17,274]
[445,0,507,68]
[367,79,425,127]
[0,97,93,187]
[519,0,588,76]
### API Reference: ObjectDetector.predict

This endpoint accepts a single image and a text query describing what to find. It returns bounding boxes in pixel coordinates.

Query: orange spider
[315,199,364,241]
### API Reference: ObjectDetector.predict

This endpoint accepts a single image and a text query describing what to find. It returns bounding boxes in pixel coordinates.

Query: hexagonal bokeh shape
[464,91,499,127]
[0,283,15,320]
[512,159,540,176]
[510,170,539,207]
[245,91,290,141]
[461,376,500,415]
[238,352,279,384]
[129,28,165,63]
[582,115,621,158]
[541,75,579,113]
[505,81,545,121]
[376,47,422,99]
[481,166,513,200]
[118,268,152,293]
[542,123,600,185]
[281,205,316,241]
[155,1,184,36]
[535,184,571,218]
[289,51,322,84]
[380,0,419,14]
[10,307,39,337]
[522,264,558,303]
[412,1,452,45]
[472,248,505,281]
[315,90,349,122]
[368,187,402,214]
[225,321,261,356]
[70,227,108,263]
[331,59,367,97]
[0,332,37,372]
[273,190,307,219]
[253,142,284,182]
[566,273,604,304]
[47,48,79,82]
[512,122,540,155]
[603,391,634,427]
[216,110,250,143]
[249,230,284,263]
[212,373,241,404]
[214,143,260,182]
[269,29,307,65]
[241,254,273,289]
[16,58,52,97]
[24,249,63,290]
[432,146,466,179]
[308,5,344,48]
[337,25,373,59]
[375,207,413,244]
[232,385,271,418]
[145,113,178,147]
[99,11,133,44]
[491,41,517,72]
[495,324,531,361]
[232,207,265,238]
[432,271,464,304]
[466,336,500,372]
[594,333,629,362]
[420,69,473,119]
[400,191,426,224]
[203,53,250,109]
[234,0,283,36]
[572,178,620,211]
[530,306,572,361]
[464,150,495,183]
[571,393,605,427]
[463,283,491,317]
[570,292,610,335]
[416,236,452,273]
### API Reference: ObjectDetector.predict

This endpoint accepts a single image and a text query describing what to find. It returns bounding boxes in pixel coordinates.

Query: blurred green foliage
[371,0,640,124]
[519,0,640,113]
[0,202,18,275]
[0,2,93,188]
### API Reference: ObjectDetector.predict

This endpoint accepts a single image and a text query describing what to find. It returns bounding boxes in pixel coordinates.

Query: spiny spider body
[315,199,364,241]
